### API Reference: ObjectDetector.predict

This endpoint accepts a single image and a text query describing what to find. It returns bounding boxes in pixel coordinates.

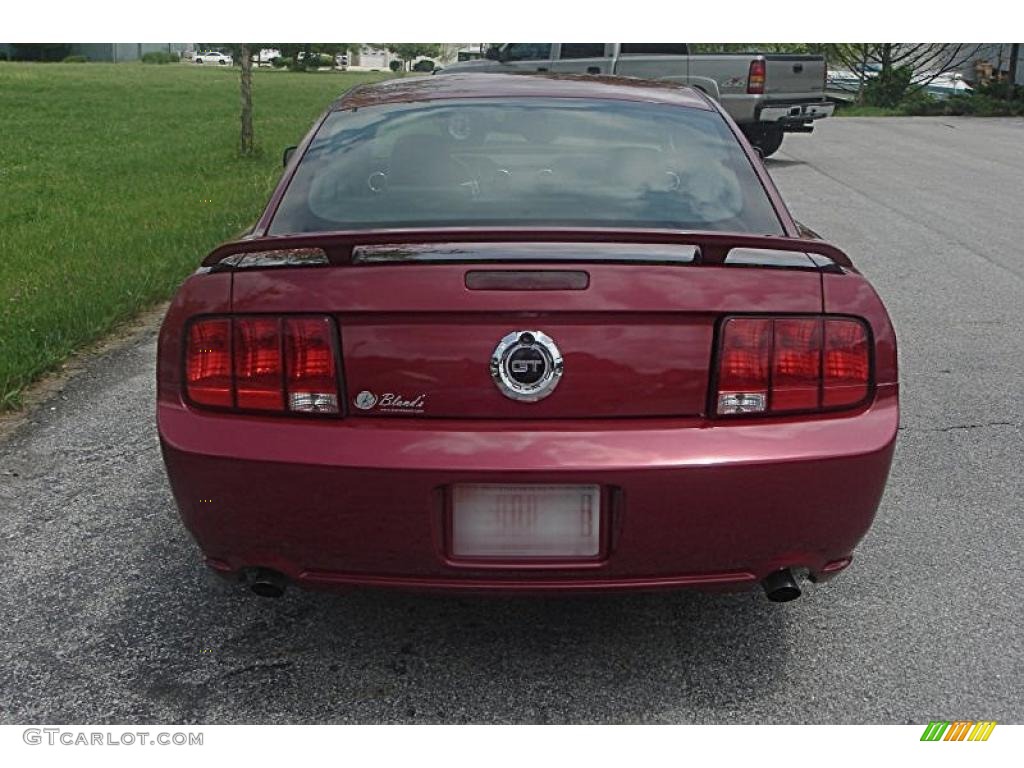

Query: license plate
[451,484,601,559]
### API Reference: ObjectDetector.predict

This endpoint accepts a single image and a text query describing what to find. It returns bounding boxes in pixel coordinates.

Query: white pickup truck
[437,43,835,157]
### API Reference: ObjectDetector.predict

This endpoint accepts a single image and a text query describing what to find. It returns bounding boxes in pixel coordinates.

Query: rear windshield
[268,98,783,235]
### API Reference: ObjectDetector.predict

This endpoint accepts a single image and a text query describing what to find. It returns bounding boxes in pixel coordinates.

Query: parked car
[158,73,898,602]
[437,44,835,157]
[255,48,282,67]
[194,50,233,66]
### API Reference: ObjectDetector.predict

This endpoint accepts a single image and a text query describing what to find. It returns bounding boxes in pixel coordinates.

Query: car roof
[332,73,714,112]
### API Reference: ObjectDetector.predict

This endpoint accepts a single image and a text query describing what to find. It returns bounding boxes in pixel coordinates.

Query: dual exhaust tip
[243,566,803,602]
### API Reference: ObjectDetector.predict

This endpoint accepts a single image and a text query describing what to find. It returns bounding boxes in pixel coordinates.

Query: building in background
[943,43,1023,85]
[347,46,394,71]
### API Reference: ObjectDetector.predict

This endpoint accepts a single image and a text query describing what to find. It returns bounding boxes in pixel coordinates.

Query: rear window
[620,43,689,56]
[269,98,783,236]
[559,43,608,59]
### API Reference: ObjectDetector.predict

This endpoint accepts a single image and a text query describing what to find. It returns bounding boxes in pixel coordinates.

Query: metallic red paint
[157,75,898,596]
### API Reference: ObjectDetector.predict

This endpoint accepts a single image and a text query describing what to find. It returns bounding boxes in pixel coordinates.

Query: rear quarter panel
[157,271,232,407]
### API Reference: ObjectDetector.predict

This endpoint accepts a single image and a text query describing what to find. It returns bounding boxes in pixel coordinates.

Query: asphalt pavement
[1,117,1021,724]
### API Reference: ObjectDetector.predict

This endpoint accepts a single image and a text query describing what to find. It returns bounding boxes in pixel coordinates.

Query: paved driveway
[1,117,1021,723]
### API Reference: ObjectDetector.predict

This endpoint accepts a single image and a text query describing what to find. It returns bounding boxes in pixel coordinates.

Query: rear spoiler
[203,228,854,274]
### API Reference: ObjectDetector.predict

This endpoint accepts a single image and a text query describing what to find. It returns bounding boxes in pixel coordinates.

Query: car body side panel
[823,271,899,386]
[156,271,232,400]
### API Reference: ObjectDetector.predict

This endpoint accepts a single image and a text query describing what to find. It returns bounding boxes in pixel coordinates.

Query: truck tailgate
[764,56,826,97]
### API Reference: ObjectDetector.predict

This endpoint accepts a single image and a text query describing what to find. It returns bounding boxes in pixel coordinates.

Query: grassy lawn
[0,62,392,409]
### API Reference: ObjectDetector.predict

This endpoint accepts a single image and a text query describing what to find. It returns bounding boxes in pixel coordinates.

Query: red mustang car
[158,73,898,602]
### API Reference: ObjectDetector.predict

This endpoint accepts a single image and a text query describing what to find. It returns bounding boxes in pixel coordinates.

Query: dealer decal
[354,390,427,414]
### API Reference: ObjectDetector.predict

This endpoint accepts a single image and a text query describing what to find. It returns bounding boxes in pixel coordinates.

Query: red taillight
[823,318,870,407]
[284,317,340,414]
[716,318,771,414]
[186,319,232,408]
[747,59,766,94]
[715,316,871,416]
[185,315,340,416]
[234,318,284,411]
[771,318,822,412]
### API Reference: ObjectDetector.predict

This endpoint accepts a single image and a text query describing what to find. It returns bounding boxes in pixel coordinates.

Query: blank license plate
[451,484,601,559]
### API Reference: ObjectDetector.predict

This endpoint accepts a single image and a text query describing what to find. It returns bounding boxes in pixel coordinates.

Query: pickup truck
[437,43,835,157]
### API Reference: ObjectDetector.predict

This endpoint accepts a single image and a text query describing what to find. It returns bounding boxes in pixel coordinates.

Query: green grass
[0,63,392,409]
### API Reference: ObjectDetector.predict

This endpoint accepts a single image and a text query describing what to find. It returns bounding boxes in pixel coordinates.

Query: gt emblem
[510,359,544,374]
[490,330,563,402]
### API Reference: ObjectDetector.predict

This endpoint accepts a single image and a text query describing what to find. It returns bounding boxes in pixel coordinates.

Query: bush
[270,56,286,68]
[141,51,179,65]
[973,79,1024,101]
[388,60,403,72]
[863,65,912,108]
[62,55,88,63]
[11,44,71,61]
[896,88,935,114]
[413,59,435,72]
[890,88,1024,118]
[0,52,9,61]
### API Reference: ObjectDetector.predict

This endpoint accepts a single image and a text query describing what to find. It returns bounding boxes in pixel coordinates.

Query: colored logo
[920,721,996,741]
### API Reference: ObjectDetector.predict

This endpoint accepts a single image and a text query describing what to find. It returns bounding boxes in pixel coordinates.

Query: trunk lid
[228,240,825,419]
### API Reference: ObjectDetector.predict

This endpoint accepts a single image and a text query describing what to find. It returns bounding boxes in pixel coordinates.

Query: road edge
[0,302,169,445]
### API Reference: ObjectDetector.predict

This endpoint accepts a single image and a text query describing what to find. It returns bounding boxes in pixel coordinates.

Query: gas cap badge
[491,330,563,402]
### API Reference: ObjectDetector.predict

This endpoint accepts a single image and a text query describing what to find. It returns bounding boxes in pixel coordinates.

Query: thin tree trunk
[239,44,254,156]
[880,43,893,81]
[1009,43,1020,95]
[856,45,869,104]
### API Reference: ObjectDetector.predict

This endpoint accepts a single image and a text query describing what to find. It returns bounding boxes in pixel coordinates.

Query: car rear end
[157,77,897,600]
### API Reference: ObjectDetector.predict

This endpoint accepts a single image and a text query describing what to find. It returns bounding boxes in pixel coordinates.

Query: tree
[825,44,983,105]
[381,43,442,71]
[239,44,255,156]
[204,43,362,156]
[278,43,359,70]
[207,44,262,156]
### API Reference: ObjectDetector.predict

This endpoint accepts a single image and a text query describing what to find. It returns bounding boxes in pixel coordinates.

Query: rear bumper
[158,385,897,594]
[758,101,835,124]
[720,94,834,126]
